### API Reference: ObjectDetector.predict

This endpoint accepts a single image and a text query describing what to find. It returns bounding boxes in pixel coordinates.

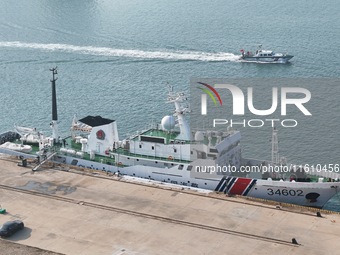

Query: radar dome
[194,131,204,141]
[161,115,175,130]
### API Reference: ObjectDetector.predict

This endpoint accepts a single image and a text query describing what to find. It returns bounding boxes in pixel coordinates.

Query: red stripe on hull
[228,178,252,195]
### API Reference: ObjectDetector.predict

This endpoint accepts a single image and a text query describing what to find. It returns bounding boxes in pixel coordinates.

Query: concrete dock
[0,156,339,255]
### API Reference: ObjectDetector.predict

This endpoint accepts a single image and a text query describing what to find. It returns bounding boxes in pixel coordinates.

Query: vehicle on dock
[0,220,24,238]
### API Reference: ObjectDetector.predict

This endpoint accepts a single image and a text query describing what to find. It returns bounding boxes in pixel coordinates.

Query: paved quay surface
[0,156,339,255]
[0,239,64,255]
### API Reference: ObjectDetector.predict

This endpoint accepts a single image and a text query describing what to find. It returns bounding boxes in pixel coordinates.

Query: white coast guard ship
[240,45,293,63]
[0,69,338,209]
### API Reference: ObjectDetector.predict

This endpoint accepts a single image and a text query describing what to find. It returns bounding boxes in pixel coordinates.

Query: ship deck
[133,128,224,146]
[10,135,191,166]
[113,147,191,164]
[134,129,180,144]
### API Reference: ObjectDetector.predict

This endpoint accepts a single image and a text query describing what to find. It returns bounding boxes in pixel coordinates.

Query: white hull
[4,71,334,211]
[0,142,32,153]
[241,56,292,64]
[55,155,338,208]
[240,46,293,63]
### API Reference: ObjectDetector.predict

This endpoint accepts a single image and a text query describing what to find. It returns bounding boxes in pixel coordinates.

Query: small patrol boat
[240,45,293,63]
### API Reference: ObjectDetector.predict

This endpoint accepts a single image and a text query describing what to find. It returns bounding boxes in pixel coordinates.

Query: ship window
[155,161,158,164]
[178,164,184,170]
[139,144,142,148]
[152,146,154,150]
[190,151,193,155]
[209,148,218,153]
[187,165,193,171]
[264,54,267,56]
[260,54,263,56]
[174,148,177,153]
[140,136,165,144]
[136,159,139,161]
[71,159,78,165]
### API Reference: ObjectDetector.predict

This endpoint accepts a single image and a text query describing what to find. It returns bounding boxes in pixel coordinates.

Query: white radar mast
[167,85,191,141]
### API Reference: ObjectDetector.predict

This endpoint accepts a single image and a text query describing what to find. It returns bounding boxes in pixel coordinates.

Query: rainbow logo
[197,82,223,106]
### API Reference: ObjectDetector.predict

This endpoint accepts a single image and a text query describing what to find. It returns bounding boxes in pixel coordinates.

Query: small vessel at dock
[0,141,32,153]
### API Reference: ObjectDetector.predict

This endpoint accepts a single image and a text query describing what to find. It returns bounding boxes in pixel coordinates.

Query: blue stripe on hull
[214,176,226,191]
[243,179,257,196]
[225,177,236,193]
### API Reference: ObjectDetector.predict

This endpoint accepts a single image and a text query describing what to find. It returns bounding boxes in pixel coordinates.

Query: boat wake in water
[0,41,240,62]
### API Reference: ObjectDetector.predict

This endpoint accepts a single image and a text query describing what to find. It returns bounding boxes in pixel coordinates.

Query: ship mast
[167,88,191,141]
[50,67,59,142]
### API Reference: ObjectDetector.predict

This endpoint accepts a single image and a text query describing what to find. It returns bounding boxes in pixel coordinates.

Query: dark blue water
[0,0,339,210]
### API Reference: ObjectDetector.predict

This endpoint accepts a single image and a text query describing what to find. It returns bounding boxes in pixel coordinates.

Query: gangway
[32,152,57,171]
